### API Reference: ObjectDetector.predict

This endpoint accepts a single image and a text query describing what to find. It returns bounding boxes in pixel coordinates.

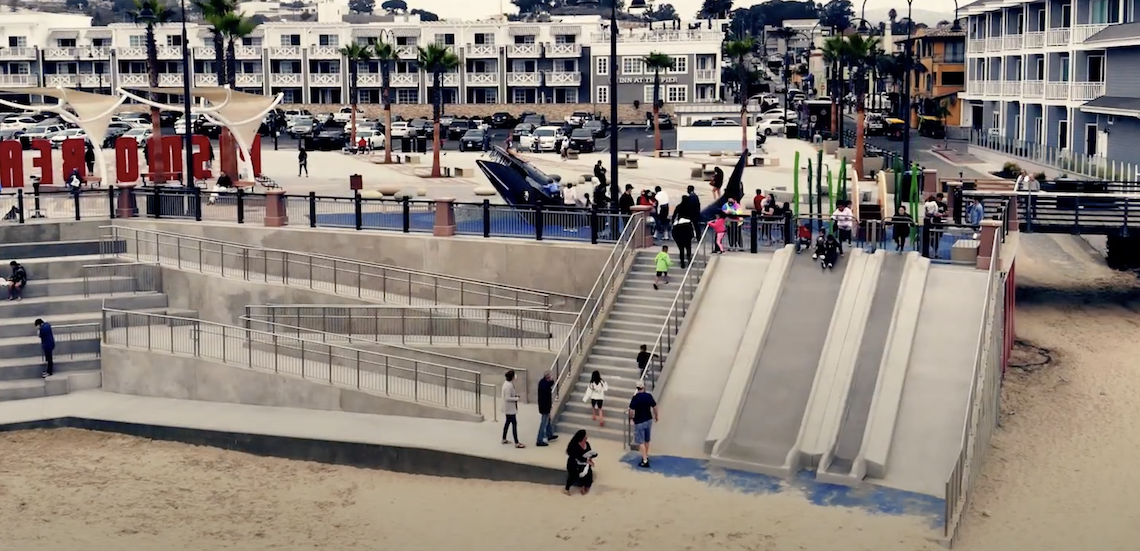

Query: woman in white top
[585,370,609,427]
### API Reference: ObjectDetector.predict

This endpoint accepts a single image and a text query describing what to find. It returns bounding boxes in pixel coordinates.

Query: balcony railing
[236,73,263,88]
[466,72,499,86]
[396,45,417,59]
[546,71,580,86]
[157,45,182,59]
[195,46,217,59]
[391,72,418,86]
[1044,81,1070,100]
[1071,81,1106,101]
[0,74,36,86]
[270,73,302,86]
[309,73,342,86]
[195,74,219,87]
[236,46,262,59]
[268,46,302,57]
[1003,34,1023,50]
[1072,23,1110,43]
[80,74,107,88]
[1046,27,1071,46]
[506,44,540,57]
[44,47,109,61]
[117,46,146,59]
[507,72,540,86]
[0,46,37,59]
[968,39,986,53]
[1002,81,1022,97]
[984,81,1001,96]
[159,73,182,87]
[1023,79,1044,98]
[466,44,498,57]
[546,43,580,57]
[588,30,722,43]
[45,74,78,87]
[696,69,716,82]
[441,73,458,86]
[985,37,1002,51]
[118,73,148,86]
[357,72,381,85]
[1024,31,1045,48]
[309,45,341,58]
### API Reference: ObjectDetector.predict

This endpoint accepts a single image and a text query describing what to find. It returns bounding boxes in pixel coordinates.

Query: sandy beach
[1,234,1138,550]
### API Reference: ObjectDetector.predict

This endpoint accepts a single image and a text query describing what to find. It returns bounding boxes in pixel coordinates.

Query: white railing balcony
[506,44,540,57]
[0,74,36,86]
[79,74,107,88]
[1023,79,1044,98]
[466,44,498,57]
[1003,34,1023,50]
[1072,23,1110,43]
[236,46,262,59]
[357,72,380,86]
[157,45,182,59]
[0,47,37,59]
[968,39,986,53]
[1045,81,1071,100]
[159,73,182,87]
[696,69,716,82]
[195,46,217,59]
[1072,81,1106,101]
[1023,31,1045,48]
[45,74,78,87]
[465,72,499,86]
[309,73,342,86]
[309,45,341,58]
[270,73,302,86]
[546,43,580,57]
[1002,81,1023,97]
[117,46,146,59]
[44,48,80,61]
[84,47,111,59]
[396,45,418,59]
[195,74,218,87]
[391,72,418,86]
[236,73,263,88]
[589,30,723,43]
[268,46,302,58]
[507,72,540,86]
[546,71,580,86]
[984,81,1002,96]
[1046,28,1071,46]
[118,73,148,86]
[441,73,458,86]
[986,37,1003,51]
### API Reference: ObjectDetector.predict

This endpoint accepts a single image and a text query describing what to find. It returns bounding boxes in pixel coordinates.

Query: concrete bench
[454,167,473,177]
[625,158,639,169]
[377,185,402,196]
[566,149,579,160]
[708,151,723,157]
[690,166,705,179]
[403,155,421,164]
[655,150,684,158]
[473,186,497,197]
[751,157,780,167]
[951,239,979,263]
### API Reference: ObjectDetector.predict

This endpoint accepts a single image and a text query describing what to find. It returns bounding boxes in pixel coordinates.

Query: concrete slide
[710,248,858,477]
[652,253,779,459]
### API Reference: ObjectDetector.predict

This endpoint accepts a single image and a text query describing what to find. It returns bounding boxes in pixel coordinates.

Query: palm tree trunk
[226,38,237,87]
[855,88,866,179]
[145,24,165,183]
[213,32,225,85]
[431,71,442,178]
[349,60,358,151]
[382,61,392,164]
[652,68,661,152]
[738,64,747,153]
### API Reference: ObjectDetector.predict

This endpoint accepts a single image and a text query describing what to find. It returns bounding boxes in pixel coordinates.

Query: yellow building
[910,26,966,128]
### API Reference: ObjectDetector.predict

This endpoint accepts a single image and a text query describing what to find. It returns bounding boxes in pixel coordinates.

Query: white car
[516,130,535,150]
[122,127,152,147]
[51,128,88,148]
[333,106,364,123]
[24,124,66,141]
[531,126,563,152]
[761,109,797,122]
[0,115,37,132]
[390,121,411,138]
[354,129,386,150]
[755,118,794,137]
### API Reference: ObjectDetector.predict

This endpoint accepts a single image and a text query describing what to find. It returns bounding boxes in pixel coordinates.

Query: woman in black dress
[564,429,597,495]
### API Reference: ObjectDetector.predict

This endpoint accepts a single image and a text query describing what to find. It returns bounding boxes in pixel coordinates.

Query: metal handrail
[82,261,162,297]
[549,213,643,397]
[50,322,102,360]
[102,225,560,309]
[239,314,523,405]
[101,308,487,416]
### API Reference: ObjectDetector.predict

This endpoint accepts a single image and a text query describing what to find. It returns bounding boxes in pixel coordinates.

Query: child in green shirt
[653,245,673,290]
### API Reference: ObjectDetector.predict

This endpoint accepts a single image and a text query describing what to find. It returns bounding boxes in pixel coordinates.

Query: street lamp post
[901,0,916,174]
[179,0,194,187]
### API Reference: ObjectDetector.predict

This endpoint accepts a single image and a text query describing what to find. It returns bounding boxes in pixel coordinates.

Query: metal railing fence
[82,262,163,297]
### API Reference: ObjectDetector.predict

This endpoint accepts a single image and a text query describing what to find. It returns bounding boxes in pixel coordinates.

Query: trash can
[400,136,412,152]
[786,125,799,140]
[416,136,428,152]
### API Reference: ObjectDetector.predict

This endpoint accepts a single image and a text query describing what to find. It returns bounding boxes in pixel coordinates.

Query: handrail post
[482,199,491,237]
[402,196,411,233]
[308,191,317,228]
[750,211,759,253]
[534,203,544,241]
[354,191,363,230]
[194,185,202,222]
[590,206,599,244]
[73,190,81,221]
[236,189,245,224]
[16,189,25,224]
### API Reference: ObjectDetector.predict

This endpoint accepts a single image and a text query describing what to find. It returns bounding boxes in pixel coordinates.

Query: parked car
[517,129,537,150]
[655,113,674,130]
[755,118,793,137]
[491,111,516,129]
[308,128,347,151]
[289,117,316,138]
[512,122,535,139]
[439,115,455,128]
[865,113,885,136]
[567,111,592,126]
[409,118,432,137]
[531,126,563,152]
[122,127,152,148]
[0,115,37,132]
[354,129,386,150]
[23,124,65,142]
[50,128,88,148]
[333,106,365,123]
[583,119,606,138]
[390,121,411,138]
[458,129,485,152]
[522,114,546,126]
[568,128,595,152]
[447,118,472,140]
[692,117,740,127]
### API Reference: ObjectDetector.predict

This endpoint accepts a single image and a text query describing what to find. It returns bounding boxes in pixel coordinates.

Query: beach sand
[1,235,1137,551]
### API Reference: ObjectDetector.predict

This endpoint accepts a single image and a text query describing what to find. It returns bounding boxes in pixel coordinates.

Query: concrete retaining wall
[0,220,107,245]
[705,246,794,454]
[101,345,480,422]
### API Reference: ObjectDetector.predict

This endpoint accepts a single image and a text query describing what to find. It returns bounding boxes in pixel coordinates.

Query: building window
[474,33,495,45]
[512,60,536,72]
[670,56,687,74]
[622,57,642,75]
[281,89,298,103]
[941,71,964,86]
[643,85,655,103]
[396,36,417,46]
[243,37,262,46]
[129,35,146,47]
[554,34,577,44]
[166,35,182,46]
[514,35,536,44]
[396,88,419,104]
[57,38,77,48]
[435,34,455,46]
[596,85,608,104]
[555,59,576,72]
[319,34,338,47]
[666,85,688,103]
[281,35,301,47]
[555,88,578,103]
[8,36,27,47]
[513,88,528,103]
[596,57,608,75]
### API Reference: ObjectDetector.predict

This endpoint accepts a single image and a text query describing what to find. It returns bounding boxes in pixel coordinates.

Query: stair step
[0,369,102,402]
[594,335,651,350]
[598,318,660,333]
[0,292,168,318]
[0,357,101,382]
[613,296,673,308]
[0,307,197,340]
[590,345,655,359]
[0,239,122,260]
[0,335,100,361]
[599,328,660,342]
[14,254,126,280]
[563,400,632,418]
[16,276,135,300]
[580,362,644,379]
[557,412,628,441]
[608,311,669,324]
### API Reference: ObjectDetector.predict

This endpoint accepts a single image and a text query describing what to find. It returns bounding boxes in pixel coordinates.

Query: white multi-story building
[0,11,725,107]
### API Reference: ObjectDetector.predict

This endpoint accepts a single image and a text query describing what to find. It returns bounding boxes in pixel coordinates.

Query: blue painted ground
[618,453,946,529]
[310,211,622,242]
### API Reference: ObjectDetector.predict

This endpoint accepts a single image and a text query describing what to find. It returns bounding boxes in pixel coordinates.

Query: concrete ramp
[652,252,780,459]
[710,249,854,477]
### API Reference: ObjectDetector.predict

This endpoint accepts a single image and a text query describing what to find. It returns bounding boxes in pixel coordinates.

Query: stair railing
[625,226,714,447]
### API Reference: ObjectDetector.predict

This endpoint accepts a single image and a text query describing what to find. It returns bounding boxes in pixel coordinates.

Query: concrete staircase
[0,237,194,403]
[558,251,675,441]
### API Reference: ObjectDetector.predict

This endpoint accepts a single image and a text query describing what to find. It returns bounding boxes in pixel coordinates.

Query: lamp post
[902,0,914,174]
[179,0,194,187]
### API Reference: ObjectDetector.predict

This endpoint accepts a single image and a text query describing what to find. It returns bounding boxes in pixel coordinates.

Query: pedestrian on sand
[536,370,559,447]
[584,370,609,427]
[501,370,525,448]
[628,381,658,468]
[653,245,673,290]
[890,206,915,252]
[298,146,309,177]
[35,319,54,378]
[564,429,597,495]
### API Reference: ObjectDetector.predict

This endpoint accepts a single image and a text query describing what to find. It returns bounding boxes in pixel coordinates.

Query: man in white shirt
[653,186,670,240]
[830,200,857,254]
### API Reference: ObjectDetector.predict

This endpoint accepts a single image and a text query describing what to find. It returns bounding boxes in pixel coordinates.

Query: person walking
[84,143,96,175]
[298,147,309,177]
[671,195,695,268]
[653,186,671,240]
[890,206,915,252]
[686,184,701,218]
[501,370,525,448]
[967,197,986,238]
[709,166,724,199]
[593,160,607,196]
[35,319,54,378]
[536,370,558,447]
[830,200,857,254]
[653,244,673,290]
[636,344,658,379]
[564,429,597,495]
[584,370,609,427]
[722,197,744,251]
[628,381,658,468]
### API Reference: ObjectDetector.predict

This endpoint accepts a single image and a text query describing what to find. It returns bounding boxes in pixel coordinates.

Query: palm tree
[722,37,754,153]
[340,42,372,150]
[192,0,235,86]
[845,34,879,178]
[935,96,956,148]
[416,44,459,178]
[219,12,258,88]
[373,40,397,164]
[643,52,674,152]
[820,36,849,136]
[130,0,171,181]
